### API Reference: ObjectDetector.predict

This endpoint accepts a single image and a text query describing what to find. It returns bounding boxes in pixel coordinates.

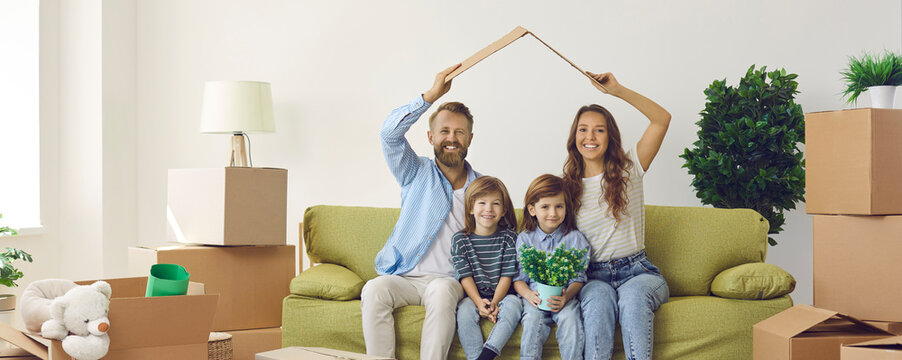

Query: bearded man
[361,63,481,360]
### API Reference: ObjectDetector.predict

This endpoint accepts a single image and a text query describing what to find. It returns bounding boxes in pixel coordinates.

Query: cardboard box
[256,347,391,360]
[865,321,902,336]
[0,277,217,360]
[805,109,902,215]
[128,244,295,331]
[842,336,902,359]
[226,327,281,360]
[753,304,893,360]
[167,167,287,245]
[813,215,902,321]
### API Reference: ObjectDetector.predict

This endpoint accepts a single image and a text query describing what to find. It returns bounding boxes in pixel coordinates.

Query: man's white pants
[361,274,463,360]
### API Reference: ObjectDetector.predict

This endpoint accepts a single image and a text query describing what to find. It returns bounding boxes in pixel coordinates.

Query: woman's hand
[545,294,568,313]
[587,71,622,96]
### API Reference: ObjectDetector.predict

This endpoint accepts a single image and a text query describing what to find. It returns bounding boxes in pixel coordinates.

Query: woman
[563,72,671,360]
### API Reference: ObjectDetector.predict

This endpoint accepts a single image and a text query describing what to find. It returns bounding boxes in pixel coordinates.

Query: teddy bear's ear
[50,299,67,320]
[91,281,112,299]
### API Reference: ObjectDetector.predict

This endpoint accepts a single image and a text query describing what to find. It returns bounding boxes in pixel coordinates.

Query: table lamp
[200,80,275,167]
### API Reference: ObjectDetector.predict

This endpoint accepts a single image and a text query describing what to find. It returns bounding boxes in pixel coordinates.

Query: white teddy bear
[39,281,112,360]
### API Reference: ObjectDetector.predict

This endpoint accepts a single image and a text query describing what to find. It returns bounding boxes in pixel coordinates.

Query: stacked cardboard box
[133,167,291,359]
[793,108,902,358]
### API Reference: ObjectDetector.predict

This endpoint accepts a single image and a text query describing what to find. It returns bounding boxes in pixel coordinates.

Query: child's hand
[477,298,493,319]
[487,301,499,324]
[546,295,568,312]
[525,291,542,308]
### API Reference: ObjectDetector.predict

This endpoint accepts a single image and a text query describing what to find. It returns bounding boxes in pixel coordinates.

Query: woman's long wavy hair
[519,174,575,235]
[562,104,632,222]
[462,176,517,235]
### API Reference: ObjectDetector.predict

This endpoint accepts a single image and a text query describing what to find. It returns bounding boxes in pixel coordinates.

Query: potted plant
[0,214,34,311]
[841,51,902,108]
[518,245,587,311]
[681,66,806,246]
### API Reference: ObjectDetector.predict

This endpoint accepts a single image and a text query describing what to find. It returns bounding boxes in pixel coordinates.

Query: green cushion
[711,263,796,300]
[289,264,364,301]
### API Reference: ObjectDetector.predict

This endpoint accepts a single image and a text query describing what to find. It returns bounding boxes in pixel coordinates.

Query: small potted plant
[518,245,587,311]
[841,51,902,108]
[0,214,34,311]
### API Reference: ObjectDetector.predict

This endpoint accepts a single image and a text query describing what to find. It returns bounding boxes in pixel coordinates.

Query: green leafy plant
[841,51,902,104]
[681,66,805,246]
[518,245,587,287]
[0,214,32,288]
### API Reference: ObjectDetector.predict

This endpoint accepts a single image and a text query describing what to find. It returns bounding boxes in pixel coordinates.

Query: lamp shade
[200,81,275,134]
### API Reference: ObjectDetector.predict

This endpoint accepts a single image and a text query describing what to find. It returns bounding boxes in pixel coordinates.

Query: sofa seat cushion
[289,264,364,301]
[282,294,793,360]
[711,262,796,300]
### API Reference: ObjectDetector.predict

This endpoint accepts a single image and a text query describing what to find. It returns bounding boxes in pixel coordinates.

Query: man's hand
[545,294,568,313]
[423,64,462,103]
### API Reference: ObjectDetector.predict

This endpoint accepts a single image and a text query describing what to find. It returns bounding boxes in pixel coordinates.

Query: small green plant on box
[0,214,33,288]
[841,51,902,104]
[681,66,805,246]
[518,245,588,287]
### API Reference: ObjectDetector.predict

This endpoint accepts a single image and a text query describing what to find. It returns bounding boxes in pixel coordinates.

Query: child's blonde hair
[463,176,517,235]
[520,174,576,234]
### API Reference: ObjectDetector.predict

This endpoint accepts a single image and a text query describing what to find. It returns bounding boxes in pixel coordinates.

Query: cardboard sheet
[444,26,605,90]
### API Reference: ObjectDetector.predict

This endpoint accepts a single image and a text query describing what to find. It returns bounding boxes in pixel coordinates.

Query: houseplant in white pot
[841,51,902,108]
[0,214,33,311]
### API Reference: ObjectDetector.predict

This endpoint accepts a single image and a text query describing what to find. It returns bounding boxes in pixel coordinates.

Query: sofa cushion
[711,262,796,300]
[289,264,364,301]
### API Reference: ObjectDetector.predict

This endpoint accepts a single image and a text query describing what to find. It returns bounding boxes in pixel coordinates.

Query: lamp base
[230,133,248,167]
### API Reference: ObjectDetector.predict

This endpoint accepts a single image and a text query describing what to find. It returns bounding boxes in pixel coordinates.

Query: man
[361,63,479,360]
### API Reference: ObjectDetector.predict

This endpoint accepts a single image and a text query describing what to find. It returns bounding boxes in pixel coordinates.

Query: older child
[451,176,523,360]
[514,174,590,360]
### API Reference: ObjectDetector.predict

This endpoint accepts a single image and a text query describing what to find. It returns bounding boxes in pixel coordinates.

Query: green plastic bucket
[146,263,190,297]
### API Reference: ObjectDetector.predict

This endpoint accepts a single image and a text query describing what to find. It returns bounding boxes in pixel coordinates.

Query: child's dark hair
[519,174,575,234]
[463,176,517,235]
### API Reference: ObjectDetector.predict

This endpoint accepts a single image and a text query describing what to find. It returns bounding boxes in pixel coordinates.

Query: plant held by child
[518,245,588,287]
[841,51,902,104]
[0,213,33,287]
[681,66,805,246]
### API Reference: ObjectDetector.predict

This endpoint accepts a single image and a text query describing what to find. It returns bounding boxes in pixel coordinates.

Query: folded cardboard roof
[444,26,607,91]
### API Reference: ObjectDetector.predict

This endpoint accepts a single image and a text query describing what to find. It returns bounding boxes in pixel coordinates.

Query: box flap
[755,304,840,338]
[845,335,902,348]
[0,322,47,359]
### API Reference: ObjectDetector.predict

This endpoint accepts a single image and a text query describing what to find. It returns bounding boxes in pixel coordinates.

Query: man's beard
[434,141,468,168]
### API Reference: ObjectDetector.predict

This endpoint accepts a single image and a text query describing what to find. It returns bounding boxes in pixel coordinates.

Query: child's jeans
[519,295,584,360]
[579,250,669,360]
[456,294,523,360]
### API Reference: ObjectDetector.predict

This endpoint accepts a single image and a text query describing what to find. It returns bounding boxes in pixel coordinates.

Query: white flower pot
[868,85,897,109]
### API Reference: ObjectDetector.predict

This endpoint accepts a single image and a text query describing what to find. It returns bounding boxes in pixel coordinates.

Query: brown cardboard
[167,167,288,245]
[128,244,296,331]
[226,327,281,360]
[0,277,217,360]
[865,321,902,336]
[444,26,604,89]
[813,215,902,321]
[255,347,391,360]
[0,348,38,359]
[753,304,892,360]
[805,109,902,215]
[842,336,902,359]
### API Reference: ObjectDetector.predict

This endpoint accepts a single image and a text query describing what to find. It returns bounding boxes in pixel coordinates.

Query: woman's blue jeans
[456,294,523,360]
[579,250,669,360]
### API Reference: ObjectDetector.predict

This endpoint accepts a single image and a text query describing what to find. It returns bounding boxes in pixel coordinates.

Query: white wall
[107,0,896,307]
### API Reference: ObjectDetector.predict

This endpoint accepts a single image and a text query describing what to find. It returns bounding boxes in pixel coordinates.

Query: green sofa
[283,205,793,359]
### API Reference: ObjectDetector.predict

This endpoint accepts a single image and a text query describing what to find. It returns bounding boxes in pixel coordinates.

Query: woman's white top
[576,147,646,262]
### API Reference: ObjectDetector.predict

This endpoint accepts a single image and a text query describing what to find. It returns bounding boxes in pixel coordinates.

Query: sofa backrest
[301,205,769,297]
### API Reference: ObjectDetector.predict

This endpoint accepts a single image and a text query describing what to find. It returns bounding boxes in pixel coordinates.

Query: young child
[451,176,523,360]
[514,174,590,360]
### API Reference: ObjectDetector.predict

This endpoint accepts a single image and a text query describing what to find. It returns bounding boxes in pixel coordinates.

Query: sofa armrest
[289,263,364,301]
[711,262,796,300]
